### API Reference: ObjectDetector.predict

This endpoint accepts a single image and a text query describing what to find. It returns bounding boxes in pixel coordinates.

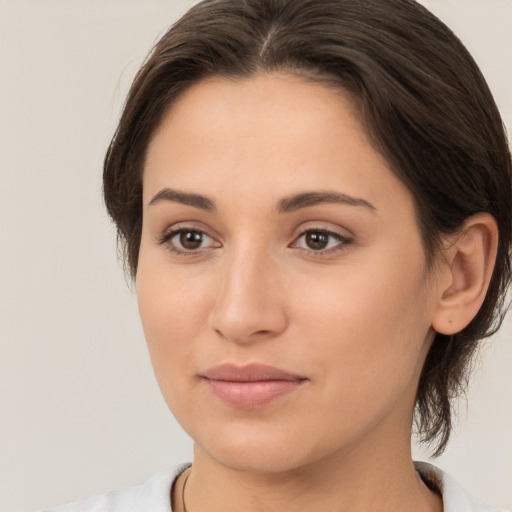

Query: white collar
[414,461,507,512]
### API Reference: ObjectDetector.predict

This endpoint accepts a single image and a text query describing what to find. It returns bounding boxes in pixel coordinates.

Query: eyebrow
[276,191,377,214]
[148,188,376,214]
[148,188,216,211]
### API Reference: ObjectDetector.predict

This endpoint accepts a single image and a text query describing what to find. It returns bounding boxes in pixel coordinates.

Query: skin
[137,73,451,512]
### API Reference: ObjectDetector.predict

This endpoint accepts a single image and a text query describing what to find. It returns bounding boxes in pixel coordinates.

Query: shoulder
[39,464,190,512]
[414,461,509,512]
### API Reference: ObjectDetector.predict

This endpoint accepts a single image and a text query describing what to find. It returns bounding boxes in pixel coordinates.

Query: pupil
[180,231,203,249]
[306,232,329,250]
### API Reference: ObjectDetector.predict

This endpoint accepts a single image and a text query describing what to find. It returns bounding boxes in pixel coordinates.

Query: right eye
[159,228,220,255]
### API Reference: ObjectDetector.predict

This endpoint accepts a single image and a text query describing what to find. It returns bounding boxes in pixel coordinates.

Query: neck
[180,438,442,512]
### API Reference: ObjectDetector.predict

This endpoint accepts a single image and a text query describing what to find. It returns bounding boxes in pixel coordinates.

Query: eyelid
[154,222,353,257]
[155,223,222,255]
[290,226,354,255]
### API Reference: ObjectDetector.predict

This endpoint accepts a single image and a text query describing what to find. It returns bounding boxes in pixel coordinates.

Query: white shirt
[41,462,509,512]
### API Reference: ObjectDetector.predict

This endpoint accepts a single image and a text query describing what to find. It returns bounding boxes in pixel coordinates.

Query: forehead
[147,73,361,156]
[143,73,413,215]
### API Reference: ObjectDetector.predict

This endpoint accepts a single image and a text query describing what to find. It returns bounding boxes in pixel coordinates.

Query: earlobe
[432,213,498,335]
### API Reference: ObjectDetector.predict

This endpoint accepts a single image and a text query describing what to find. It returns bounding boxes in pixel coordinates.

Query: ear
[432,213,498,335]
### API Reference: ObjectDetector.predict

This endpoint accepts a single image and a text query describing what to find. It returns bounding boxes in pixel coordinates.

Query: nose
[207,247,288,344]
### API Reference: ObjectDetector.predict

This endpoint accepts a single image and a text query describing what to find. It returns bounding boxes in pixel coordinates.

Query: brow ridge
[148,188,216,211]
[276,191,376,213]
[148,188,376,214]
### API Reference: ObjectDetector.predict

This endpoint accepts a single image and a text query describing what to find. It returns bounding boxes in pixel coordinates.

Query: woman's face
[137,74,444,473]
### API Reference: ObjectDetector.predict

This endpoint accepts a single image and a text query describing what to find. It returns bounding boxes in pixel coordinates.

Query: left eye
[292,230,349,252]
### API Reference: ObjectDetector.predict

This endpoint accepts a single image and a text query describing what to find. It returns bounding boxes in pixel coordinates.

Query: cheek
[136,260,213,401]
[290,246,432,401]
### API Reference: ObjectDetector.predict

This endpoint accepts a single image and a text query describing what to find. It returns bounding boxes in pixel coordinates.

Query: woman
[45,0,511,510]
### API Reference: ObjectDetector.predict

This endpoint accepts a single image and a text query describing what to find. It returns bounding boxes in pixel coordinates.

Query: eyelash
[156,228,219,257]
[156,227,353,257]
[292,228,353,255]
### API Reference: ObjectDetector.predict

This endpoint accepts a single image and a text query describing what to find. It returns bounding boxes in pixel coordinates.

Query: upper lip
[202,363,306,382]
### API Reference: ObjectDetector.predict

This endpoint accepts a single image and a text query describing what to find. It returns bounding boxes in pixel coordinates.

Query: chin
[204,443,310,475]
[191,420,334,475]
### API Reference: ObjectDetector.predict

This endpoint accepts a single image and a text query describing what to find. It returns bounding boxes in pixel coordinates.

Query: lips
[201,363,307,408]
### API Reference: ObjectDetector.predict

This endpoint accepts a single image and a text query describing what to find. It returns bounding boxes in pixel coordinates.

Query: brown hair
[103,0,512,455]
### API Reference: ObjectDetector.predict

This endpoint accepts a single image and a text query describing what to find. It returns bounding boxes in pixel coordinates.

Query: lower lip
[205,379,304,408]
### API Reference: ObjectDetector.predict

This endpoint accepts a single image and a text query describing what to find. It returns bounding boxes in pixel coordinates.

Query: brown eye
[160,228,220,255]
[292,229,351,254]
[179,230,204,250]
[304,231,330,250]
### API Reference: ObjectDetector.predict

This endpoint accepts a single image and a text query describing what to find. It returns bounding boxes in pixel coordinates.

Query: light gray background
[1,1,511,511]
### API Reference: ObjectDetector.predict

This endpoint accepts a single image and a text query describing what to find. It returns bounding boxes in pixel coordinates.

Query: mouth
[201,363,307,408]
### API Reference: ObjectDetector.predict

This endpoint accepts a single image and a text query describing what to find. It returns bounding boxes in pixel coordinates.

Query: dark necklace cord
[182,469,191,512]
